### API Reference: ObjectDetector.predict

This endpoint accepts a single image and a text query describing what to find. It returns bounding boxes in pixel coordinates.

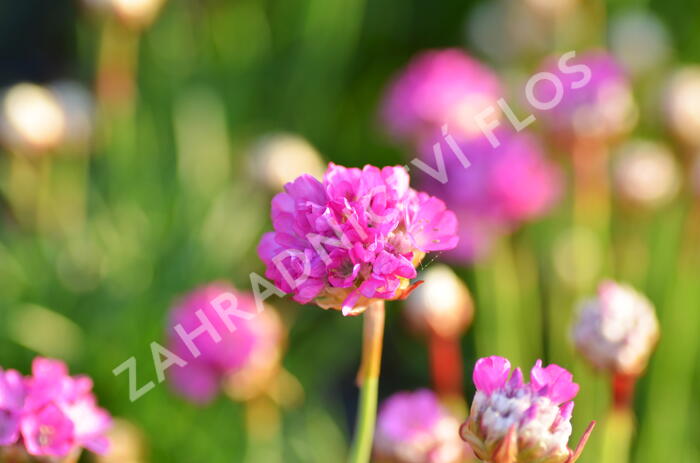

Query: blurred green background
[1,0,699,462]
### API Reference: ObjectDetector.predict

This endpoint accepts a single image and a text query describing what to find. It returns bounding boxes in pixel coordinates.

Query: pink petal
[473,356,511,395]
[530,360,580,404]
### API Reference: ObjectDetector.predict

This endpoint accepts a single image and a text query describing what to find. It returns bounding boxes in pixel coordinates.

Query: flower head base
[374,389,471,463]
[258,163,459,316]
[0,358,111,460]
[461,356,594,463]
[572,281,660,376]
[166,284,285,404]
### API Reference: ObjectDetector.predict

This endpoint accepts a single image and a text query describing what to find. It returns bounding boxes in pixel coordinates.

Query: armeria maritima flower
[257,163,459,315]
[166,283,284,403]
[460,356,594,463]
[0,358,111,461]
[531,51,636,142]
[374,389,471,463]
[418,128,561,262]
[381,48,501,142]
[572,280,660,377]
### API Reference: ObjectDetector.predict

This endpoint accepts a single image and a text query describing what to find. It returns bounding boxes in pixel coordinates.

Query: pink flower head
[530,51,636,142]
[381,49,502,143]
[374,389,471,463]
[462,357,593,463]
[166,283,284,404]
[418,128,561,263]
[0,358,112,458]
[258,163,459,316]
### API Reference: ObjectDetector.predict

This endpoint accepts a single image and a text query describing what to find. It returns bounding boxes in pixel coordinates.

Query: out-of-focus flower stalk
[245,397,282,463]
[428,335,463,401]
[348,300,385,463]
[474,241,525,369]
[404,265,473,403]
[636,202,700,463]
[96,19,139,117]
[572,139,610,269]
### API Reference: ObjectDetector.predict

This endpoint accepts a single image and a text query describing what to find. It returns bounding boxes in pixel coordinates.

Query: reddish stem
[428,334,463,398]
[612,373,637,409]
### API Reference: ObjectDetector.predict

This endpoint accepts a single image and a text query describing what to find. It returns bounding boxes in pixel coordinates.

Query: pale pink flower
[381,49,502,143]
[572,281,659,376]
[166,283,284,404]
[461,356,594,463]
[258,163,458,315]
[374,389,470,463]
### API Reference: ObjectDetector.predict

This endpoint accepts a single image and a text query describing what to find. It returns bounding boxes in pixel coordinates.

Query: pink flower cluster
[258,163,458,315]
[532,51,635,141]
[166,284,283,404]
[419,129,561,261]
[381,48,501,143]
[374,389,470,463]
[461,356,593,463]
[0,358,111,459]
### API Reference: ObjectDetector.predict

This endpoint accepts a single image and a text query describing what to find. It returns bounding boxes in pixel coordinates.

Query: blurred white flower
[248,132,325,192]
[404,264,473,339]
[0,83,66,153]
[613,139,680,208]
[665,66,700,147]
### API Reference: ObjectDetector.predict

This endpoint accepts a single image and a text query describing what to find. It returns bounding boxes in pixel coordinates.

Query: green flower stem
[601,407,634,463]
[348,300,385,463]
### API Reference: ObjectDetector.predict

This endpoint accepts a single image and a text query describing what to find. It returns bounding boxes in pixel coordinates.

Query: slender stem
[348,300,385,463]
[600,407,634,463]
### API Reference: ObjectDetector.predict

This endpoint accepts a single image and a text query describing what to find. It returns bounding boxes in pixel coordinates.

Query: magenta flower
[418,128,561,262]
[258,163,458,315]
[381,48,502,143]
[374,389,471,463]
[166,283,284,404]
[530,51,636,142]
[0,368,25,446]
[0,358,111,459]
[461,356,594,463]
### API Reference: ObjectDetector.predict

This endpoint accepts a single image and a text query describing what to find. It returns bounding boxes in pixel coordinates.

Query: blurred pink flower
[418,129,561,262]
[0,358,111,459]
[0,369,25,446]
[374,389,470,463]
[462,356,592,463]
[531,51,636,142]
[166,283,284,404]
[381,48,502,143]
[258,163,458,316]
